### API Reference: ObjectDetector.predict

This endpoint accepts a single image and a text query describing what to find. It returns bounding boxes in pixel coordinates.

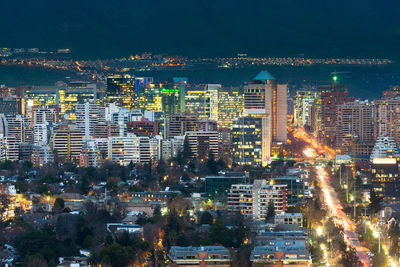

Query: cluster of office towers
[293,82,400,203]
[0,71,287,168]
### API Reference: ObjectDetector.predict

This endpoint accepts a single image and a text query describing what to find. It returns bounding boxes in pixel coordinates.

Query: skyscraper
[106,74,136,110]
[51,125,83,163]
[235,71,286,165]
[370,136,400,203]
[293,90,316,128]
[164,114,199,139]
[218,88,243,129]
[76,102,105,139]
[232,116,268,166]
[59,81,97,120]
[244,71,287,143]
[107,135,140,166]
[336,101,374,155]
[184,131,219,161]
[311,82,354,145]
[373,98,400,145]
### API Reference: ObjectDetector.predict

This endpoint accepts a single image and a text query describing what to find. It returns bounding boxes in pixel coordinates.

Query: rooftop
[253,70,275,81]
[168,246,231,262]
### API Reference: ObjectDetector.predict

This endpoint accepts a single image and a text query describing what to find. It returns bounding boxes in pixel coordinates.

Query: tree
[0,193,10,216]
[98,243,132,267]
[25,254,48,267]
[53,198,65,212]
[339,247,362,267]
[182,136,191,163]
[16,180,29,193]
[105,235,114,246]
[389,221,400,256]
[232,245,252,267]
[14,226,64,264]
[265,200,275,222]
[199,211,213,225]
[369,189,383,214]
[206,151,218,174]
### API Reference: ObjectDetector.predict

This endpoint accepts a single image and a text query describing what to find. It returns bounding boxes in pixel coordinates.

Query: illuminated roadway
[293,129,371,267]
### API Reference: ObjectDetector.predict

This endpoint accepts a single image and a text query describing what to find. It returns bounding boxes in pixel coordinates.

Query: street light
[317,226,323,237]
[373,230,381,253]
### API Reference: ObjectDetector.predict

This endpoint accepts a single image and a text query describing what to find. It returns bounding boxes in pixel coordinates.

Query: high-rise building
[336,101,374,155]
[370,136,400,203]
[164,114,199,139]
[184,131,219,161]
[106,74,136,109]
[199,118,218,132]
[144,110,164,135]
[7,115,27,143]
[51,125,83,163]
[293,90,316,128]
[111,108,142,137]
[0,96,25,116]
[93,122,119,139]
[268,176,305,206]
[135,77,154,96]
[32,105,59,126]
[24,86,59,107]
[0,114,8,137]
[142,86,163,112]
[240,71,287,164]
[127,118,160,137]
[31,145,54,168]
[59,81,97,120]
[185,84,220,121]
[227,179,287,220]
[173,77,188,114]
[107,135,140,166]
[218,88,243,129]
[0,136,19,161]
[138,136,151,163]
[373,98,400,145]
[76,102,105,139]
[33,123,52,146]
[80,139,107,168]
[161,87,180,117]
[244,71,287,143]
[149,135,163,161]
[207,84,220,121]
[232,115,270,166]
[161,136,185,160]
[311,82,354,145]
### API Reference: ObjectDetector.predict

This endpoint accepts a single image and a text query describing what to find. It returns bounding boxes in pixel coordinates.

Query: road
[293,129,371,267]
[316,166,371,267]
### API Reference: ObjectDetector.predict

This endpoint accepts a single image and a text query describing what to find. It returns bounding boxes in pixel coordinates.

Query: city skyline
[2,2,400,266]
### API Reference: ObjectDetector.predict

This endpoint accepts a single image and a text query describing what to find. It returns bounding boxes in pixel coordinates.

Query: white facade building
[227,179,287,221]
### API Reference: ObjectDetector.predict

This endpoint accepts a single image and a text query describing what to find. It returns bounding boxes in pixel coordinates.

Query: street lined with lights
[294,128,372,266]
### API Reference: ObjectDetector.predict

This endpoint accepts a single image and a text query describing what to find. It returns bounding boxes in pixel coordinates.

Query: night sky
[1,0,400,59]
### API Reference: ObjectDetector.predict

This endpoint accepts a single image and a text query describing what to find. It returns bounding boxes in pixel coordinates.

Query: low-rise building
[204,171,249,198]
[274,213,302,226]
[168,246,231,267]
[250,237,311,267]
[106,223,143,235]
